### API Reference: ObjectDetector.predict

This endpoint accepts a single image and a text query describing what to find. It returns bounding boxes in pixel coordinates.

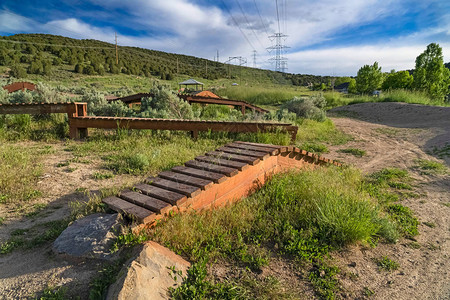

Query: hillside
[0,33,330,87]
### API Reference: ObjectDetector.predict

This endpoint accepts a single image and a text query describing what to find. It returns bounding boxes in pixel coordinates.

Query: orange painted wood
[185,160,239,177]
[206,151,260,165]
[103,196,156,223]
[171,166,228,184]
[194,155,249,171]
[158,171,214,190]
[146,177,201,198]
[134,183,187,206]
[120,190,172,214]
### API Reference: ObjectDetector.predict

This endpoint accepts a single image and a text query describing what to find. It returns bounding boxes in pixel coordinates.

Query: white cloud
[0,11,34,32]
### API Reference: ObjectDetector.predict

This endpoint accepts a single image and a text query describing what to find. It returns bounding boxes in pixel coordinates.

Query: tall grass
[296,119,353,146]
[324,89,449,108]
[146,167,395,264]
[214,85,312,105]
[0,144,43,203]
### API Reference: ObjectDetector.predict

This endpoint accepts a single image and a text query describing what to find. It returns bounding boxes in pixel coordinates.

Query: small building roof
[179,79,204,85]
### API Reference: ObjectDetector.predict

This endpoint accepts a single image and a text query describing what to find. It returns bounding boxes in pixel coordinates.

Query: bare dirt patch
[327,102,450,299]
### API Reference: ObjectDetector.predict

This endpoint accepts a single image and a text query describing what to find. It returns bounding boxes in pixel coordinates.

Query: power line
[234,0,266,51]
[275,0,281,33]
[220,0,255,51]
[253,0,269,36]
[0,38,113,49]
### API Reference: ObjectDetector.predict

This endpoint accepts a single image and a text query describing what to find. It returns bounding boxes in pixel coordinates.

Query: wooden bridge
[0,102,297,140]
[109,93,269,114]
[102,141,341,228]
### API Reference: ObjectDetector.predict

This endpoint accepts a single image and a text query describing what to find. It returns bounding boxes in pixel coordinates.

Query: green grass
[386,204,419,238]
[296,118,353,146]
[429,144,450,158]
[37,286,68,300]
[91,172,114,180]
[324,89,449,108]
[300,142,329,154]
[0,144,44,204]
[309,264,340,299]
[338,148,366,157]
[414,159,448,175]
[375,256,399,272]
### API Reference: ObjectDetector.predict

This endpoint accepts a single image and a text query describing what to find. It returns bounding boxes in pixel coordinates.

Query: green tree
[28,60,43,74]
[348,78,357,94]
[356,62,383,94]
[382,70,414,90]
[9,64,27,78]
[413,43,450,100]
[74,63,84,73]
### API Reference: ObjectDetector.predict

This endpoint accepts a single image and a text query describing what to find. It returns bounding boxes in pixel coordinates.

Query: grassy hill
[0,33,331,90]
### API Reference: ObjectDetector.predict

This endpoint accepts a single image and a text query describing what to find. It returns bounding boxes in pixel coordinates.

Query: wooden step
[185,160,239,177]
[134,183,187,206]
[217,146,270,160]
[103,196,156,223]
[206,151,260,165]
[194,155,249,171]
[158,171,214,190]
[119,190,172,214]
[146,177,201,198]
[225,143,280,155]
[171,166,227,184]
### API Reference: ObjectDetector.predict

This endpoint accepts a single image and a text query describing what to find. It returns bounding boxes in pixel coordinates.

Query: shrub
[139,85,194,119]
[280,96,326,121]
[9,64,27,78]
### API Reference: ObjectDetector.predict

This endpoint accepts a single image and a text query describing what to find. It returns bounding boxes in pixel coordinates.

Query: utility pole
[115,32,118,64]
[176,58,179,75]
[205,61,208,76]
[252,50,257,68]
[217,50,219,62]
[267,33,289,72]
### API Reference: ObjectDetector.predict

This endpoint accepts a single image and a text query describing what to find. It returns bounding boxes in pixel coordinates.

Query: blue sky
[0,0,449,76]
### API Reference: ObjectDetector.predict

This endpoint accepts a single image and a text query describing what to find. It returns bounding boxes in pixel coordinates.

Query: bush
[82,91,134,117]
[280,96,326,121]
[139,85,194,119]
[9,64,27,78]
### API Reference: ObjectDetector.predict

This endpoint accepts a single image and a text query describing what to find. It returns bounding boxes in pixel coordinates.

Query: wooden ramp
[103,142,341,228]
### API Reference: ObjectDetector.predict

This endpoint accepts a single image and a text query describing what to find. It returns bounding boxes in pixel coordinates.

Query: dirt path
[326,103,450,299]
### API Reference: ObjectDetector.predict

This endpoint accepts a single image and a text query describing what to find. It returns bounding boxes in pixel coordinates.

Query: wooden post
[68,103,88,139]
[241,105,245,115]
[191,130,198,139]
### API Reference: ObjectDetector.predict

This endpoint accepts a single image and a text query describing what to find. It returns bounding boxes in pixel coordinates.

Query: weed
[376,256,399,272]
[89,255,130,300]
[0,217,4,225]
[374,128,402,137]
[338,148,366,157]
[70,190,112,220]
[11,229,29,236]
[66,167,77,172]
[25,203,47,217]
[387,182,412,190]
[37,286,67,300]
[300,142,329,154]
[91,172,114,180]
[423,222,436,228]
[414,159,447,175]
[386,204,419,238]
[363,286,375,297]
[407,242,421,249]
[309,264,340,299]
[429,144,450,158]
[441,203,450,208]
[170,258,242,300]
[426,243,440,251]
[56,161,70,167]
[296,118,352,146]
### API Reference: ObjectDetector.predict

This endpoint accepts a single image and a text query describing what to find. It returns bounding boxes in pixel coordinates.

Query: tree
[413,43,450,100]
[348,78,357,94]
[382,70,413,90]
[356,62,383,94]
[9,64,27,78]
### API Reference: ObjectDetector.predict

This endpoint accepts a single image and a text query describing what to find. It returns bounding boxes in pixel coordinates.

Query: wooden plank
[158,171,214,190]
[185,160,239,177]
[234,141,291,152]
[146,177,201,198]
[195,155,249,171]
[226,142,280,155]
[134,184,187,206]
[217,146,270,160]
[103,196,155,224]
[120,191,172,214]
[206,151,260,165]
[171,166,227,184]
[0,103,75,115]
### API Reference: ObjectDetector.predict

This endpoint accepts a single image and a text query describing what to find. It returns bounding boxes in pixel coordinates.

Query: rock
[107,241,190,300]
[53,213,120,260]
[348,262,357,267]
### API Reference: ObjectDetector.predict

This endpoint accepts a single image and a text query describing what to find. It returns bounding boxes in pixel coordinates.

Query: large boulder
[53,213,120,260]
[107,241,190,300]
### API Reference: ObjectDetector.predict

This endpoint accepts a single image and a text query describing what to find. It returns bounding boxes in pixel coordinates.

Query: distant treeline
[0,33,331,86]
